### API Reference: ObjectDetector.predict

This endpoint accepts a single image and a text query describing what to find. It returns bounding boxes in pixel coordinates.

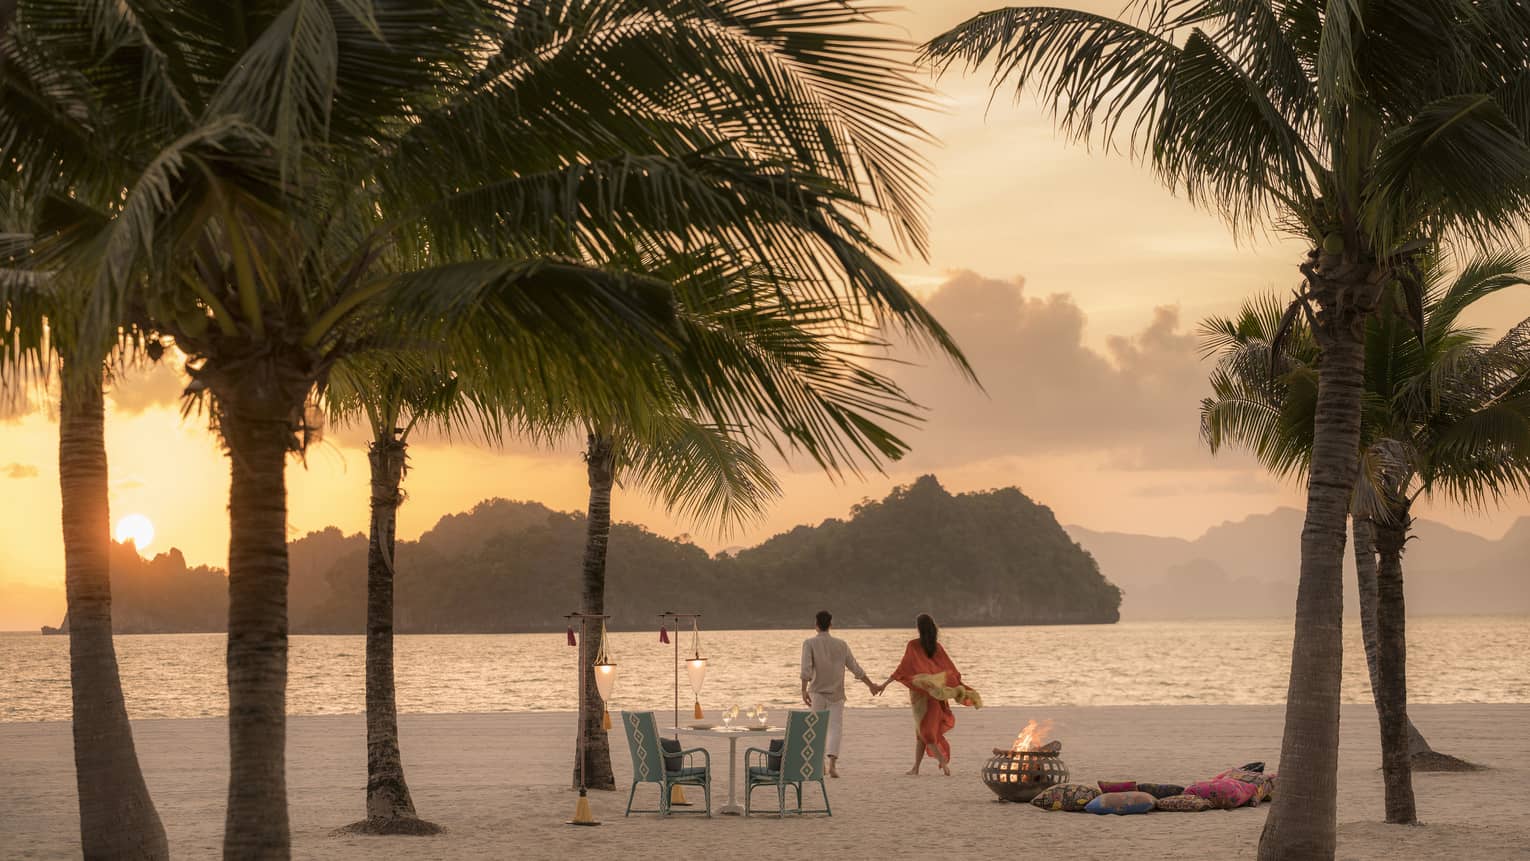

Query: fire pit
[982,720,1068,803]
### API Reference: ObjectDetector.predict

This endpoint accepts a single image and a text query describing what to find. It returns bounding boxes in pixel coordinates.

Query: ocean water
[2,617,1526,723]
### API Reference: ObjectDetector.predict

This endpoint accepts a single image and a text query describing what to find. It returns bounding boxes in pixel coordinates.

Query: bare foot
[940,762,951,776]
[906,767,920,776]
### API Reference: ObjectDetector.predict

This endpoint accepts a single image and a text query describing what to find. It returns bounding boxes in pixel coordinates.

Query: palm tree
[568,265,927,788]
[1200,253,1530,822]
[572,419,780,790]
[322,361,462,834]
[924,4,1530,856]
[0,227,169,856]
[325,340,605,831]
[3,3,959,855]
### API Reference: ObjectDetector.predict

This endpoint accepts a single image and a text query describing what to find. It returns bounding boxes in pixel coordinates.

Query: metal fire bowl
[981,750,1070,803]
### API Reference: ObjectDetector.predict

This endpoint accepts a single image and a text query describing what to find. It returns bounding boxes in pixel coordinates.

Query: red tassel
[659,626,670,644]
[567,627,577,646]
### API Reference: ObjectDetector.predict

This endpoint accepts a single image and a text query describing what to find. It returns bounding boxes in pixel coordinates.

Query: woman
[874,614,981,776]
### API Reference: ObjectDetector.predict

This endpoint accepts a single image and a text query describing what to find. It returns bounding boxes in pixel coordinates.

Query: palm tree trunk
[1260,266,1374,861]
[574,432,616,791]
[1373,504,1416,823]
[352,436,438,833]
[59,364,168,861]
[219,389,297,860]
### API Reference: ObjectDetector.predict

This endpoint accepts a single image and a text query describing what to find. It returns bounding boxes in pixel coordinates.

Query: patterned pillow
[1030,783,1102,812]
[1217,767,1275,802]
[1137,782,1186,799]
[1098,780,1138,793]
[1155,793,1212,812]
[1085,791,1156,815]
[1184,778,1260,809]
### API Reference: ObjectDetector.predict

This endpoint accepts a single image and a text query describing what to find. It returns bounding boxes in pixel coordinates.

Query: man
[800,610,876,778]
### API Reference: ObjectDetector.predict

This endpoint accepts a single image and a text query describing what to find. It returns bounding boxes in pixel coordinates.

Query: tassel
[694,700,703,720]
[659,626,669,644]
[569,787,598,826]
[567,627,577,647]
[602,708,612,730]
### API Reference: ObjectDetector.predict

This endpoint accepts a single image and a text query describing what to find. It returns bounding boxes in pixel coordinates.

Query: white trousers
[808,694,845,758]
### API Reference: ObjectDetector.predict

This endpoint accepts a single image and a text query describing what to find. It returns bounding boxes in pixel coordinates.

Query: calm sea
[2,617,1526,723]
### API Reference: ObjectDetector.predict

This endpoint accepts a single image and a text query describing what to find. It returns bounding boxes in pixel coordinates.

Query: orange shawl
[892,639,981,763]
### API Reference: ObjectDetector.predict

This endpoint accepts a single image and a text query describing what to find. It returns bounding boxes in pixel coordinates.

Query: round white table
[671,725,785,815]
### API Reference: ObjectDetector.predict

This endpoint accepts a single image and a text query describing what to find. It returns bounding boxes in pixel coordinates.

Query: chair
[743,709,831,817]
[619,710,711,817]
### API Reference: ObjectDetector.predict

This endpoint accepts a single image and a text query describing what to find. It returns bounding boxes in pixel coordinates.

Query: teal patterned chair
[619,710,711,817]
[743,709,831,817]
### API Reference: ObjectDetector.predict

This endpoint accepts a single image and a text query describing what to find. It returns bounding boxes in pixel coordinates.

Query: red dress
[891,639,982,763]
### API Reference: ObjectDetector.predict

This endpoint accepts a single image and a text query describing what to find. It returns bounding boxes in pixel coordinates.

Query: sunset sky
[3,1,1529,630]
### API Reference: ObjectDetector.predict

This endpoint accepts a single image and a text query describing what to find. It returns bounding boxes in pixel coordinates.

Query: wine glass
[723,705,737,728]
[755,704,768,728]
[744,705,757,726]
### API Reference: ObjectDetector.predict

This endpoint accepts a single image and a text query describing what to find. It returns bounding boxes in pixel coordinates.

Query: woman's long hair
[916,614,938,658]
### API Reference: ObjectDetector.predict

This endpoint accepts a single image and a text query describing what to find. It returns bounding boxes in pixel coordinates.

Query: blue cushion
[749,765,781,780]
[1085,791,1156,815]
[669,766,708,782]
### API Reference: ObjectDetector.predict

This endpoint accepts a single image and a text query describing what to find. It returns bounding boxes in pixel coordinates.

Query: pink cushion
[1097,780,1138,793]
[1216,767,1276,801]
[1184,778,1260,809]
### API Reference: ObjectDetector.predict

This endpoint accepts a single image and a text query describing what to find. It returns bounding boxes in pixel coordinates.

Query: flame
[1009,718,1054,752]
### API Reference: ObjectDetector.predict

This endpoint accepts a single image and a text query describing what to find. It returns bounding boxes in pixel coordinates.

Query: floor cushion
[1218,767,1276,801]
[1155,793,1212,812]
[1137,782,1185,799]
[1085,791,1156,815]
[1098,780,1138,793]
[1030,783,1102,812]
[1185,778,1260,809]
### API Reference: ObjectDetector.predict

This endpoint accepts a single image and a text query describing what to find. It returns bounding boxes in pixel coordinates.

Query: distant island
[48,475,1123,634]
[1068,509,1530,620]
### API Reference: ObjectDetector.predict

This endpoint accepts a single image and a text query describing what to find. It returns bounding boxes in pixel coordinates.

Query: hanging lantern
[686,619,707,719]
[593,622,617,730]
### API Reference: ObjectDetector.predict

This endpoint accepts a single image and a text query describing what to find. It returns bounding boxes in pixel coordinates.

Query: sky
[3,1,1529,630]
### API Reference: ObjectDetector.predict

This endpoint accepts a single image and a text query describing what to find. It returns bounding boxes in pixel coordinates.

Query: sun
[114,514,156,551]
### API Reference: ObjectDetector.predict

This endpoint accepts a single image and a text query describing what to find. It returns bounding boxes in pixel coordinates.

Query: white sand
[3,704,1527,860]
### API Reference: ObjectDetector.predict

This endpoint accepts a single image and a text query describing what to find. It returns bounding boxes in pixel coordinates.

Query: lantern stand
[658,611,702,807]
[565,611,609,827]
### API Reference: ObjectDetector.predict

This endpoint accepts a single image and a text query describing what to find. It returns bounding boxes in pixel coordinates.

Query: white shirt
[800,631,867,703]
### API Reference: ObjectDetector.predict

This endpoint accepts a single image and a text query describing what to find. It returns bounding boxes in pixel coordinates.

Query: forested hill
[79,475,1122,633]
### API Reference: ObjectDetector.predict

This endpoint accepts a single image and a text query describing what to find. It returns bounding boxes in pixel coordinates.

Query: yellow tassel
[601,709,611,730]
[569,789,598,826]
[670,784,690,806]
[694,700,703,720]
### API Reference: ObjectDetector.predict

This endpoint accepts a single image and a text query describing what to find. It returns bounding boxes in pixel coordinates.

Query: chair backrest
[620,711,665,784]
[780,710,829,782]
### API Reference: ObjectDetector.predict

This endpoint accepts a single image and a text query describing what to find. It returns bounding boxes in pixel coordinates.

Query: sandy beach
[3,704,1526,860]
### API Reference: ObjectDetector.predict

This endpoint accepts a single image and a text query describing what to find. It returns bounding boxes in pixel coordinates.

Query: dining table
[671,724,785,815]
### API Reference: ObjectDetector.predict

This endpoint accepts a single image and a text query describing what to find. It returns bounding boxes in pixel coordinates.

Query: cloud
[108,359,191,415]
[3,463,39,479]
[1130,474,1279,498]
[886,270,1219,470]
